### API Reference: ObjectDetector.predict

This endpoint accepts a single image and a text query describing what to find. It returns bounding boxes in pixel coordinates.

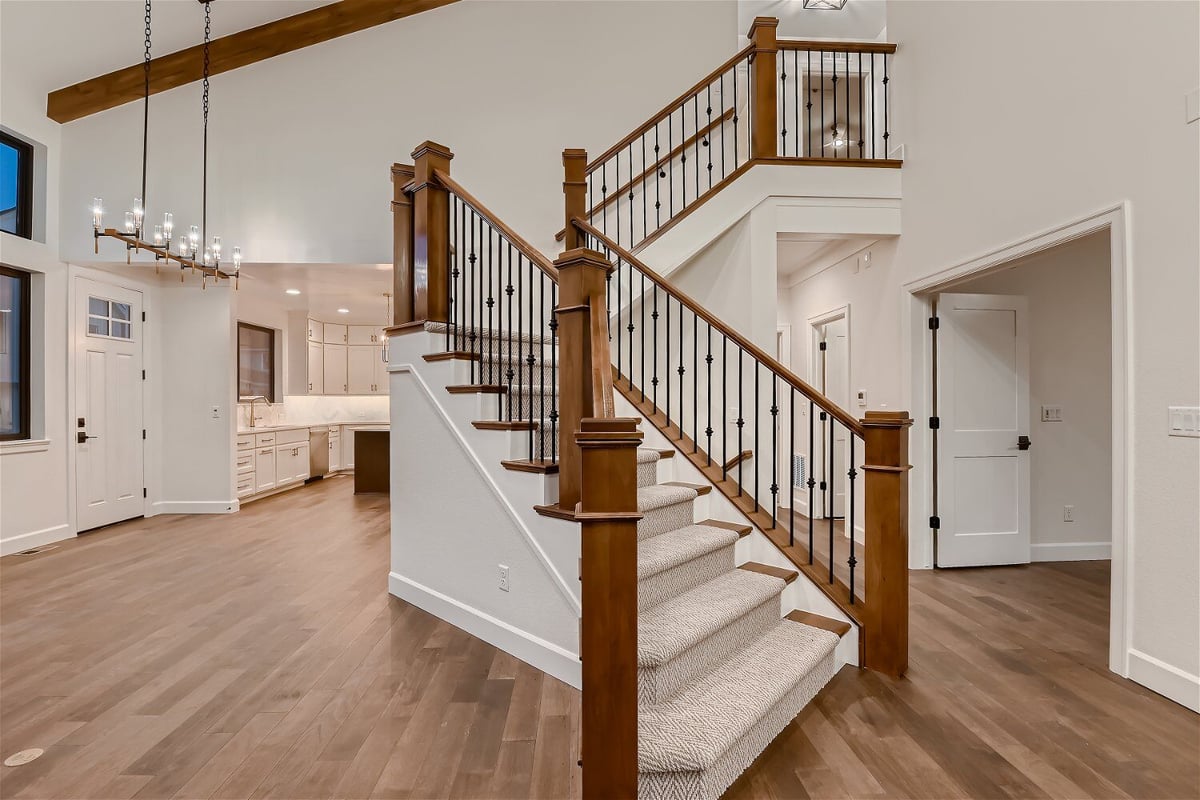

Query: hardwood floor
[2,477,1195,799]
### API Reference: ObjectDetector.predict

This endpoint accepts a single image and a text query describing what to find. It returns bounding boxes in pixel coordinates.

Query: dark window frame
[0,265,31,441]
[0,132,34,241]
[237,321,276,403]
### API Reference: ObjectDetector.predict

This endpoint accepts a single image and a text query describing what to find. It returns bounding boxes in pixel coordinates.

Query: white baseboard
[0,523,73,556]
[149,500,238,516]
[389,571,581,690]
[1127,648,1200,712]
[1030,541,1111,562]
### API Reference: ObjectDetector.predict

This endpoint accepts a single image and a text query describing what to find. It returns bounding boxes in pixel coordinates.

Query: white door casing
[936,293,1031,567]
[75,278,145,532]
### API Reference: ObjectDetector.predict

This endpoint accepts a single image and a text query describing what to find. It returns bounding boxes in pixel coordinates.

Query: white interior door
[816,317,849,519]
[75,277,144,532]
[936,293,1031,567]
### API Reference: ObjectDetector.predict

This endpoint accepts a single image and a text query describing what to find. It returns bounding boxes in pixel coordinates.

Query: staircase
[386,16,908,800]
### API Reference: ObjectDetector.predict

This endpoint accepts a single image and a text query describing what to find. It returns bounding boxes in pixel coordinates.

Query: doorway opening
[809,306,851,524]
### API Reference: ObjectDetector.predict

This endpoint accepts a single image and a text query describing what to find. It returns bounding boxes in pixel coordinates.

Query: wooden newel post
[747,16,779,160]
[410,141,454,324]
[391,163,415,327]
[860,410,912,677]
[577,416,643,800]
[563,149,588,250]
[554,247,613,512]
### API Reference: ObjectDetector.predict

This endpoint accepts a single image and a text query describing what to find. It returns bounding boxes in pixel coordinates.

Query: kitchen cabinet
[329,428,342,471]
[276,442,310,486]
[307,319,323,343]
[342,425,355,469]
[372,346,388,394]
[323,343,348,395]
[254,446,277,492]
[324,323,348,345]
[347,346,376,395]
[348,325,384,346]
[307,341,324,394]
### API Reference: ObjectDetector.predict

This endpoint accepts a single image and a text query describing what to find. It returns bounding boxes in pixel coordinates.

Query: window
[238,322,275,401]
[87,296,133,339]
[0,266,31,441]
[0,132,33,240]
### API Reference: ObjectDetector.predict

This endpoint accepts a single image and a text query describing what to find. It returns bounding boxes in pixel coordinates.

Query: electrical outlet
[1063,505,1075,523]
[857,390,867,408]
[863,250,872,268]
[498,564,510,592]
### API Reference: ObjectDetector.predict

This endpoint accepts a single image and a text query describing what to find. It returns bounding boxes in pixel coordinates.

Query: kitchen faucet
[240,396,271,428]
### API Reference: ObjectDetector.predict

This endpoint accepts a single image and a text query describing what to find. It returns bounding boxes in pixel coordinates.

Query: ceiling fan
[823,123,849,150]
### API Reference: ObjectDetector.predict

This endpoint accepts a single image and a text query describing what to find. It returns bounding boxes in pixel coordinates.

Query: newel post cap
[746,16,779,42]
[553,247,614,275]
[410,140,454,162]
[860,410,913,428]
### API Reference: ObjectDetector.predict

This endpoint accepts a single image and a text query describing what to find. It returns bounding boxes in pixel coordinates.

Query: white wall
[949,233,1112,561]
[57,0,739,266]
[0,2,71,553]
[738,0,886,42]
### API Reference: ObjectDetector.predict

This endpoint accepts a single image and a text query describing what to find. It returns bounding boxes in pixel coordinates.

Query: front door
[75,277,144,532]
[936,293,1031,567]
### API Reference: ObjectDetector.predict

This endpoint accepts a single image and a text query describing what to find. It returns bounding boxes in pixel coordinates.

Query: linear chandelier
[91,0,242,289]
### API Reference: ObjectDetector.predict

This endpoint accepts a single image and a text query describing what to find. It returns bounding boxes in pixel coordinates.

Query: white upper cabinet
[347,346,376,395]
[347,325,384,346]
[307,319,323,343]
[306,341,324,394]
[290,313,387,395]
[324,323,348,345]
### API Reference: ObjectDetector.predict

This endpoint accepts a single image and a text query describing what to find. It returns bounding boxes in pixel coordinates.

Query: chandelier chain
[140,0,151,222]
[201,0,211,255]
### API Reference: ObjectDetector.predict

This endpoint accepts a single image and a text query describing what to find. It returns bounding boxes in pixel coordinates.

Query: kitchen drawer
[235,451,255,474]
[236,473,256,498]
[275,427,308,445]
[236,434,254,451]
[254,432,276,447]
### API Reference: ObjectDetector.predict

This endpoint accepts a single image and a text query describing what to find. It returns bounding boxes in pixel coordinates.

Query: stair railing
[556,17,899,254]
[565,150,910,676]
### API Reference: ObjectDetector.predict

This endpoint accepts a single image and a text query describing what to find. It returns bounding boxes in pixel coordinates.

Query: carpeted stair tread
[637,447,663,464]
[638,570,783,668]
[638,484,698,513]
[638,620,840,774]
[637,525,739,583]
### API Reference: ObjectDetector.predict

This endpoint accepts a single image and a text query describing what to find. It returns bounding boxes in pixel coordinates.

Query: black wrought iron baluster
[640,272,646,403]
[780,51,788,155]
[722,337,728,481]
[705,324,713,464]
[828,412,835,584]
[600,162,608,238]
[677,298,685,441]
[705,83,714,190]
[692,96,699,203]
[640,134,647,243]
[692,313,698,454]
[588,166,594,225]
[883,53,890,157]
[627,261,635,387]
[446,196,453,351]
[654,123,662,229]
[651,285,659,410]
[505,242,514,420]
[789,389,795,546]
[806,51,813,157]
[808,400,815,563]
[732,65,739,166]
[667,111,674,218]
[665,294,672,427]
[857,52,865,158]
[753,361,760,512]
[517,251,524,437]
[848,436,857,603]
[468,208,477,384]
[527,256,537,459]
[616,238,622,379]
[736,347,744,496]
[487,225,495,387]
[549,281,558,463]
[793,50,800,158]
[871,53,876,159]
[770,376,778,528]
[720,72,727,178]
[820,51,825,159]
[538,273,546,461]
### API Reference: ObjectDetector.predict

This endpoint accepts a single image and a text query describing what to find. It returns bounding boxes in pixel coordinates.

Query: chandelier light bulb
[124,211,135,234]
[132,198,144,234]
[92,198,104,231]
[232,246,242,271]
[203,246,213,267]
[162,212,173,242]
[211,235,221,260]
[154,225,163,246]
[189,225,199,249]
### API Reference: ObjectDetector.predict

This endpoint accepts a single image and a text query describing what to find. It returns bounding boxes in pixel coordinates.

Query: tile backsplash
[237,395,389,429]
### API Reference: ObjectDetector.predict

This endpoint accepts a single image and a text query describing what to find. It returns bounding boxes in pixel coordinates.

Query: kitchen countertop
[237,421,390,435]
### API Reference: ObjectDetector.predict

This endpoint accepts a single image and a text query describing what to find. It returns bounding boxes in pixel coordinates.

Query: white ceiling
[1,0,334,97]
[777,233,877,286]
[239,261,394,324]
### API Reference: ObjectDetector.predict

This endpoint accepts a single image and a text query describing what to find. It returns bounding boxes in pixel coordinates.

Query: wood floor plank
[2,478,1195,800]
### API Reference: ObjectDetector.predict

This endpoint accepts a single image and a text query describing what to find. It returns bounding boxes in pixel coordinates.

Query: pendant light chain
[140,0,151,232]
[201,0,211,255]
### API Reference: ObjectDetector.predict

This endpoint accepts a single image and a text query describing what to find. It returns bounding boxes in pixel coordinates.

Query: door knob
[76,432,98,444]
[1017,435,1032,451]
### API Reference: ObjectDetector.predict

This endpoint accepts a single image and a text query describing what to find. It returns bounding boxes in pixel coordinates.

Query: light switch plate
[1041,405,1064,423]
[1168,406,1200,437]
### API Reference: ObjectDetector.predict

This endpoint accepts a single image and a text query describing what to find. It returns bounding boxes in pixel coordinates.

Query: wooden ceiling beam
[46,0,458,124]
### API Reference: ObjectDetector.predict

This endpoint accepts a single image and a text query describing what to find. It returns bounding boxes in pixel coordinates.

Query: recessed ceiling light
[285,289,301,295]
[337,308,350,314]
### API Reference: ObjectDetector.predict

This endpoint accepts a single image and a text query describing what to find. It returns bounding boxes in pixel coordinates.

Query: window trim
[0,265,31,442]
[237,321,276,403]
[0,132,34,241]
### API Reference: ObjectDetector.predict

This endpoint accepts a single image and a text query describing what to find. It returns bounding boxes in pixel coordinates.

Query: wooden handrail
[429,167,560,280]
[779,39,897,54]
[589,292,616,418]
[572,217,865,437]
[586,44,754,174]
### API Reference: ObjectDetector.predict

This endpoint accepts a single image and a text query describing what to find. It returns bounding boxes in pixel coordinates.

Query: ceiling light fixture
[337,308,350,314]
[803,0,848,9]
[285,289,301,295]
[90,0,242,289]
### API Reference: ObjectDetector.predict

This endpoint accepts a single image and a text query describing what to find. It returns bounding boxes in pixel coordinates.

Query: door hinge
[929,416,940,429]
[141,311,146,322]
[819,411,827,421]
[142,369,146,380]
[928,316,940,330]
[143,487,148,498]
[819,480,827,491]
[818,341,827,351]
[142,429,146,440]
[930,515,941,529]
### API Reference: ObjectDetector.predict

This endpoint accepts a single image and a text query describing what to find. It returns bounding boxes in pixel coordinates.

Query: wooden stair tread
[501,459,559,474]
[472,420,537,431]
[698,518,752,538]
[661,481,712,496]
[423,350,479,362]
[739,562,799,584]
[785,610,852,638]
[533,503,577,521]
[655,448,675,459]
[722,449,753,472]
[447,384,506,394]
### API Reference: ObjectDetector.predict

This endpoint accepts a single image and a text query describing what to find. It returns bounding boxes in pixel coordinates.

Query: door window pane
[0,267,30,440]
[89,296,108,316]
[87,317,109,336]
[87,295,133,340]
[111,302,130,321]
